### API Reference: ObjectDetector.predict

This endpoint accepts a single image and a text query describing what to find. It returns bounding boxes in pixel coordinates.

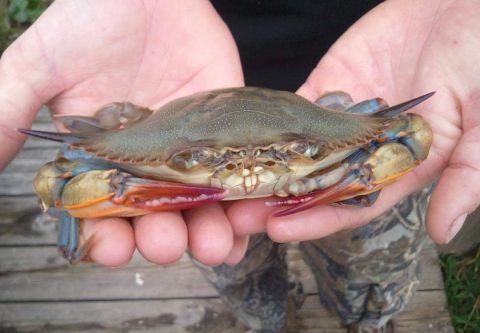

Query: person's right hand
[0,0,244,267]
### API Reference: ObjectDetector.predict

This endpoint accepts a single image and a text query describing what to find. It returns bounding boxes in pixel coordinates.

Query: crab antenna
[376,92,435,118]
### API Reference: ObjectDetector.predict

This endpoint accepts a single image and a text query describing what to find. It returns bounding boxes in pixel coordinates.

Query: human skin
[227,0,480,250]
[1,0,479,267]
[0,0,244,267]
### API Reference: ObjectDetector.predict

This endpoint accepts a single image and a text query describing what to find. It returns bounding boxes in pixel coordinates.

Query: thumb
[427,128,480,243]
[0,30,61,170]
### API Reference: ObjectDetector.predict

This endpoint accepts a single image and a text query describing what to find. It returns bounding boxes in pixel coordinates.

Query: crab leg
[315,91,354,110]
[56,211,95,264]
[42,207,94,264]
[272,170,375,217]
[315,91,388,114]
[345,98,388,114]
[56,102,153,133]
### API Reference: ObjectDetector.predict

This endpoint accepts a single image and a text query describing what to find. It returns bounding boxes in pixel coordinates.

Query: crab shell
[24,87,433,218]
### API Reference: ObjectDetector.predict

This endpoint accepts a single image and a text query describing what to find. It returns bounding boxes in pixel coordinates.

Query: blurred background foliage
[441,246,480,333]
[0,0,52,51]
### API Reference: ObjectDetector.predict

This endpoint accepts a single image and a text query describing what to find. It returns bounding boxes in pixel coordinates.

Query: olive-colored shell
[73,87,387,163]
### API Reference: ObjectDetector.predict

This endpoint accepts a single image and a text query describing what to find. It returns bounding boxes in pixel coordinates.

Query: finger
[267,203,373,243]
[0,33,64,170]
[82,217,135,267]
[133,211,188,264]
[224,235,249,266]
[184,203,233,266]
[427,129,480,243]
[0,59,43,170]
[226,198,274,236]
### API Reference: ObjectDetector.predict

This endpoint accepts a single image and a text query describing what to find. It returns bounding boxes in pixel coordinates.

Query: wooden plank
[0,250,217,301]
[0,241,444,302]
[0,290,453,333]
[0,299,241,333]
[0,196,56,245]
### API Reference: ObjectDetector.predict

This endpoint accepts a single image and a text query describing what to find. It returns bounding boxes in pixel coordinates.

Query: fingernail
[446,213,467,243]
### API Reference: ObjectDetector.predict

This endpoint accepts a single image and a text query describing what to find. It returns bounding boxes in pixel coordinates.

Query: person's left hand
[226,0,480,248]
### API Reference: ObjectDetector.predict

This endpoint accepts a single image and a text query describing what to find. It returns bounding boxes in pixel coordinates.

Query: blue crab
[19,87,433,263]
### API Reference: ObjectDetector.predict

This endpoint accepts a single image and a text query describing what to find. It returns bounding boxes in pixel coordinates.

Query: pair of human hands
[1,0,478,267]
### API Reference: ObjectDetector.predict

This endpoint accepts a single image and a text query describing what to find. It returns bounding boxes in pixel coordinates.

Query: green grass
[441,244,480,333]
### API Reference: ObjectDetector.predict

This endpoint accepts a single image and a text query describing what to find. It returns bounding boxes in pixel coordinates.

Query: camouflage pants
[194,187,432,332]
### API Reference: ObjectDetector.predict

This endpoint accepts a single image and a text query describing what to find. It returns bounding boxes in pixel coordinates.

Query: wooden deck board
[0,242,454,332]
[0,243,445,302]
[0,290,453,333]
[0,111,454,332]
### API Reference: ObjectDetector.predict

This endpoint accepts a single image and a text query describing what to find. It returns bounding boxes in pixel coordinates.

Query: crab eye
[303,143,320,158]
[289,141,321,158]
[170,152,198,170]
[169,148,216,170]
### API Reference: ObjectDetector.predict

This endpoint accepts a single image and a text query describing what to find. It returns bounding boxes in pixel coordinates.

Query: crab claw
[272,142,419,217]
[272,171,374,217]
[61,170,226,218]
[115,174,226,211]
